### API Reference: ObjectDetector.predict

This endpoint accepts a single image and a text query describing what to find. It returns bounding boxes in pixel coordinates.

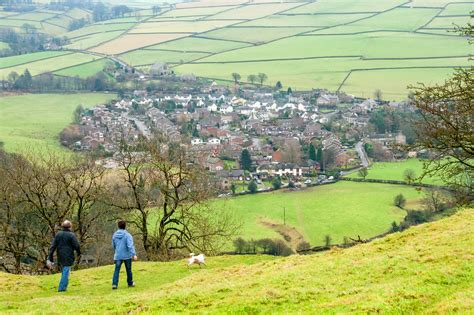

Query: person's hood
[114,229,127,239]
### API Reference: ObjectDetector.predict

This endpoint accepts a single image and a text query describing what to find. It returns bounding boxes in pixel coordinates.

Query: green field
[216,181,423,246]
[0,93,114,152]
[54,59,112,78]
[65,31,126,50]
[347,159,442,184]
[1,208,472,313]
[147,36,251,53]
[0,52,100,77]
[0,0,470,99]
[201,26,315,44]
[120,49,210,66]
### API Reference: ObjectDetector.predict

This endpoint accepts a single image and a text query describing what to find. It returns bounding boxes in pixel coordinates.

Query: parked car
[304,179,312,184]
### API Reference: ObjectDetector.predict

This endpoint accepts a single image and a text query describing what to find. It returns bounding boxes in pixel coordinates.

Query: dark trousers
[112,259,133,286]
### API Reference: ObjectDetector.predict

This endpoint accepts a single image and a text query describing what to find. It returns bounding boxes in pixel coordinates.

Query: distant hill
[1,208,472,313]
[0,0,472,99]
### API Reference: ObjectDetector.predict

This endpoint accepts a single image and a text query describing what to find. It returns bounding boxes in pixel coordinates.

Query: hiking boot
[128,282,135,288]
[112,285,117,290]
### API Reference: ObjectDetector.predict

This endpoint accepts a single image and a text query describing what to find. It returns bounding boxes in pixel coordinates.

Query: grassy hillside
[215,181,423,247]
[1,208,472,313]
[1,0,471,99]
[0,93,115,153]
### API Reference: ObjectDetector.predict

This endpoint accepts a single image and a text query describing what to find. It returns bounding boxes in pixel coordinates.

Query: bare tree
[258,73,268,86]
[247,74,257,85]
[231,72,241,85]
[374,89,383,102]
[403,168,416,184]
[111,137,239,260]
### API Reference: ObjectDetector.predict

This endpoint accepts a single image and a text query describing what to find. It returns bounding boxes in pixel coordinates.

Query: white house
[191,138,204,145]
[207,103,218,112]
[208,138,221,145]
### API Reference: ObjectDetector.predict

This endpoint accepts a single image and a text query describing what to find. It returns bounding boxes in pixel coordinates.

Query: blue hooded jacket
[112,229,136,261]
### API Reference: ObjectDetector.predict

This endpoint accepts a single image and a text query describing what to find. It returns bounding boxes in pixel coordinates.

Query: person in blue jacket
[112,220,138,289]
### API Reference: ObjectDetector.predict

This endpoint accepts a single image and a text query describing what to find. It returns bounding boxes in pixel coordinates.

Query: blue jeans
[58,266,71,292]
[112,259,133,287]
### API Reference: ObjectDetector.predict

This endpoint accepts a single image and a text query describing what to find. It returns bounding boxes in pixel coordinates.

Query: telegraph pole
[283,207,286,225]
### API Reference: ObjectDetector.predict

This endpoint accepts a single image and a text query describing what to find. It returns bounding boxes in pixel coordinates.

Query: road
[340,141,369,176]
[355,141,369,168]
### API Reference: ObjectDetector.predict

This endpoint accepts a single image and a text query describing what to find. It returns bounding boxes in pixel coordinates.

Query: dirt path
[260,219,308,252]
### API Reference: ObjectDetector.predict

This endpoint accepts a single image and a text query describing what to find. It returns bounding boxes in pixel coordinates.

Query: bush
[248,180,258,193]
[394,194,406,208]
[272,176,282,189]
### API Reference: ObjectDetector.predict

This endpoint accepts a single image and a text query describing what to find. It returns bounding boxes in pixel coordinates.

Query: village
[69,81,409,193]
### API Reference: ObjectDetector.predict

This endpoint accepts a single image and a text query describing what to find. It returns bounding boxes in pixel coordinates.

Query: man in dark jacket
[48,220,81,292]
[112,220,137,289]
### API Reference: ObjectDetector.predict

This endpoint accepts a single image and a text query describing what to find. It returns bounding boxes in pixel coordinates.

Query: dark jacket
[48,229,81,267]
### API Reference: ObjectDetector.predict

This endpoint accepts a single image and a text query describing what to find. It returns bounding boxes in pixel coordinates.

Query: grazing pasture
[0,210,472,313]
[65,31,126,50]
[54,58,112,78]
[120,49,210,66]
[128,20,237,34]
[0,52,99,77]
[90,33,189,54]
[0,93,114,153]
[201,26,315,44]
[0,51,69,69]
[346,159,442,185]
[215,181,423,246]
[1,0,470,99]
[147,36,251,53]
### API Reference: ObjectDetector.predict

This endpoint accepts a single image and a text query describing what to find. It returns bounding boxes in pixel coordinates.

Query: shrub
[394,193,406,208]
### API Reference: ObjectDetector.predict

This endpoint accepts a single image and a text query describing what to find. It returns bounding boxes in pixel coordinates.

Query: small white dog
[188,253,206,268]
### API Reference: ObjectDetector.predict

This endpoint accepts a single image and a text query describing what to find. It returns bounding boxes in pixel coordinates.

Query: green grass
[347,159,442,184]
[64,23,133,39]
[286,0,405,14]
[208,2,300,20]
[120,49,210,66]
[5,0,470,99]
[176,55,469,98]
[341,67,461,99]
[0,52,99,77]
[425,15,472,28]
[201,26,315,44]
[65,31,126,50]
[0,93,115,153]
[54,58,112,78]
[241,13,372,27]
[159,6,239,17]
[1,208,472,313]
[146,36,251,53]
[216,181,423,246]
[0,51,69,69]
[439,3,474,16]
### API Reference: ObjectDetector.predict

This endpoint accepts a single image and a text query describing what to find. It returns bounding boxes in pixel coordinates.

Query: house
[208,138,221,145]
[150,62,171,77]
[205,157,224,172]
[317,94,339,106]
[257,163,303,177]
[191,138,204,145]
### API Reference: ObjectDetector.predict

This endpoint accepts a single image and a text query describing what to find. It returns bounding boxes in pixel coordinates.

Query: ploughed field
[1,0,472,99]
[1,208,472,313]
